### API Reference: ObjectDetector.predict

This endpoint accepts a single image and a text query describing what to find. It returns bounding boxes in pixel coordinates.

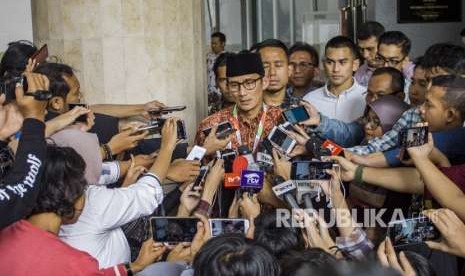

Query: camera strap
[231,104,267,154]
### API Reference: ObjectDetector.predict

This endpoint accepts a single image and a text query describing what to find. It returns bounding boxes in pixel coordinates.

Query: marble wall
[31,0,207,138]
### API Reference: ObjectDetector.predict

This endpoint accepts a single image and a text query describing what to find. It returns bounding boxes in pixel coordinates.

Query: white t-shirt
[303,78,367,123]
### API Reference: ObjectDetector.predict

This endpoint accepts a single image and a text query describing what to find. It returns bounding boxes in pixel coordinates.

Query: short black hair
[289,42,320,67]
[211,32,226,43]
[414,56,425,69]
[254,211,305,257]
[372,67,405,94]
[357,21,385,41]
[325,36,359,59]
[378,31,412,56]
[34,63,74,98]
[460,28,465,37]
[256,38,289,55]
[279,248,338,276]
[422,43,465,75]
[31,145,87,218]
[431,74,465,122]
[193,234,280,276]
[213,52,231,79]
[0,40,37,77]
[402,251,436,276]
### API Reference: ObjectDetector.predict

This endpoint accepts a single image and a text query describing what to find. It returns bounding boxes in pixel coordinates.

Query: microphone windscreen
[232,155,248,173]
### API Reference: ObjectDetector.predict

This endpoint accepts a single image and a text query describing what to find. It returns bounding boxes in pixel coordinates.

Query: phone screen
[269,127,294,152]
[202,121,233,137]
[191,166,209,191]
[150,217,199,243]
[209,219,248,237]
[177,120,187,140]
[283,106,310,124]
[388,217,440,247]
[291,161,332,180]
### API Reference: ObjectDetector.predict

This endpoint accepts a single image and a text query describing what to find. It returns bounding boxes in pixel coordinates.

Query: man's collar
[324,77,358,97]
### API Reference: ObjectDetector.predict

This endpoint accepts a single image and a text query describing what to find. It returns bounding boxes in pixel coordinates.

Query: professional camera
[0,73,52,102]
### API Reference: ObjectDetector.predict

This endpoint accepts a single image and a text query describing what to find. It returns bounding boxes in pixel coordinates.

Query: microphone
[321,139,343,156]
[271,175,300,209]
[239,169,264,192]
[225,154,247,189]
[296,181,319,210]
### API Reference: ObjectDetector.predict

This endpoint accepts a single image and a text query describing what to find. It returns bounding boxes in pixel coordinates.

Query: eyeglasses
[228,77,262,93]
[289,62,315,70]
[375,54,406,67]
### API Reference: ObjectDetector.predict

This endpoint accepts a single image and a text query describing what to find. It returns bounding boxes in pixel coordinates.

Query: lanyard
[231,104,267,153]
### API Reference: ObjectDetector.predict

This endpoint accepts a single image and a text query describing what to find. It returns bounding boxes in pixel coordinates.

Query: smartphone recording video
[399,126,428,148]
[388,216,440,247]
[291,161,332,180]
[398,126,428,160]
[283,106,310,124]
[148,105,186,115]
[267,126,296,155]
[150,217,199,243]
[209,218,249,237]
[202,121,234,138]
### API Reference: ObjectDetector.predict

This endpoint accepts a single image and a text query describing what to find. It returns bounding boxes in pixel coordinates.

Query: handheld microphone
[296,181,319,210]
[321,139,343,156]
[225,154,248,189]
[271,175,300,209]
[239,170,264,192]
[256,151,273,171]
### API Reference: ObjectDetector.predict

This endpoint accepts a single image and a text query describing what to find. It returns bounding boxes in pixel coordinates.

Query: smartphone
[30,44,48,64]
[291,161,333,180]
[135,124,160,136]
[186,145,207,161]
[209,218,249,237]
[148,105,186,115]
[261,138,274,154]
[150,217,199,243]
[177,120,187,140]
[191,166,209,191]
[388,216,440,247]
[267,126,296,155]
[283,106,310,124]
[220,149,237,173]
[398,126,428,160]
[68,103,89,123]
[202,121,233,137]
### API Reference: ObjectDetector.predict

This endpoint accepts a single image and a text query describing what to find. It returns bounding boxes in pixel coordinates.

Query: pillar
[31,0,207,138]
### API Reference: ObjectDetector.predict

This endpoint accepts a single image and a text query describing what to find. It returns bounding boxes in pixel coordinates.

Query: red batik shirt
[195,105,282,153]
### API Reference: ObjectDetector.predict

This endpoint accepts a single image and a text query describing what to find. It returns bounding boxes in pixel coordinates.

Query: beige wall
[31,0,207,138]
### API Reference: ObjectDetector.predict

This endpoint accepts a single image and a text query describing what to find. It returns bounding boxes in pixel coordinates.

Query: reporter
[0,72,49,229]
[0,145,165,275]
[189,233,280,276]
[58,118,178,267]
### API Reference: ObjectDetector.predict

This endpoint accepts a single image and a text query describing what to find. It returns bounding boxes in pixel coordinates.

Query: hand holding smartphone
[388,216,440,247]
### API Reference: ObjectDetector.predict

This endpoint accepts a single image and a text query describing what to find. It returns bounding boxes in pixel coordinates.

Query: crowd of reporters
[1,23,465,276]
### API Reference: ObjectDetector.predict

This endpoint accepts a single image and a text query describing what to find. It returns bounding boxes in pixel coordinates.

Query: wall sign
[397,0,462,23]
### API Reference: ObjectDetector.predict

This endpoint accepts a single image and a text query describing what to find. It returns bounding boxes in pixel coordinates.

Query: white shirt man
[304,78,366,122]
[59,162,163,268]
[304,36,366,123]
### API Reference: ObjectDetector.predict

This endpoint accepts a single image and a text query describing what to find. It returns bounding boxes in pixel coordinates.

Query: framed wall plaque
[397,0,462,23]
